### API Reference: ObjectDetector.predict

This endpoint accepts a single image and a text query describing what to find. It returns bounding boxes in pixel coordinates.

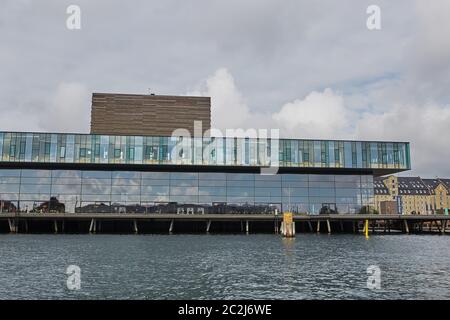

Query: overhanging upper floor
[0,131,410,176]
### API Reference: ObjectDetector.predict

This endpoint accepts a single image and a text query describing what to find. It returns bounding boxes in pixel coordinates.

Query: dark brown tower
[90,93,211,136]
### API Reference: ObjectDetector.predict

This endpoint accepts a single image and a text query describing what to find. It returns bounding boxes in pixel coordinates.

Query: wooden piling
[89,218,95,233]
[404,220,409,234]
[436,221,442,234]
[169,219,174,233]
[308,221,313,233]
[8,219,17,233]
[133,219,138,234]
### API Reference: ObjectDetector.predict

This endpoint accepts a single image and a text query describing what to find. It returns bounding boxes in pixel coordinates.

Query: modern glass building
[0,131,410,215]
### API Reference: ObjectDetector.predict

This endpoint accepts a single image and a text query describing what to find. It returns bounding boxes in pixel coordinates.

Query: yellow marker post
[284,212,293,224]
[365,219,369,239]
[282,212,295,238]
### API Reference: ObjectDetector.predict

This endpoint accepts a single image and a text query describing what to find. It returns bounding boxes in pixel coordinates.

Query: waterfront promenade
[0,213,448,234]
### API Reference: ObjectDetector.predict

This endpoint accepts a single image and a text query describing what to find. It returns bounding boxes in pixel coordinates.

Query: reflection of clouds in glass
[0,169,374,215]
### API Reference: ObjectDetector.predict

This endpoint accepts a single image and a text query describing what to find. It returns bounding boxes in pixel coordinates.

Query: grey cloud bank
[0,0,449,176]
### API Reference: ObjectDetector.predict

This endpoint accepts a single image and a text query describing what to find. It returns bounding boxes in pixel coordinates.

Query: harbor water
[0,234,449,299]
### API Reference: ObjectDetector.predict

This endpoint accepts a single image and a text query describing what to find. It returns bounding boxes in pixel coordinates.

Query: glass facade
[0,132,411,170]
[0,169,374,215]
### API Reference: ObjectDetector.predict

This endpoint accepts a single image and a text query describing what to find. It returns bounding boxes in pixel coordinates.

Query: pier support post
[133,220,138,234]
[307,221,313,233]
[326,219,331,234]
[274,221,278,234]
[8,219,17,233]
[281,212,295,237]
[442,220,447,234]
[245,220,249,234]
[54,220,58,234]
[25,220,29,233]
[436,221,442,234]
[316,221,320,233]
[169,219,174,233]
[89,219,96,233]
[352,221,356,234]
[403,220,409,234]
[364,220,369,238]
[206,220,211,233]
[340,221,344,232]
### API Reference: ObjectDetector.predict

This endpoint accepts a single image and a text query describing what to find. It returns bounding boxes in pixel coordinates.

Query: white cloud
[356,103,450,177]
[190,68,251,130]
[41,82,90,133]
[195,67,450,177]
[0,108,41,132]
[0,82,90,133]
[273,89,354,139]
[194,70,355,139]
[1,0,449,177]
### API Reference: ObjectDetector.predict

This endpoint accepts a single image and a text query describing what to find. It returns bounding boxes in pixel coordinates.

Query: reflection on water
[281,237,296,255]
[0,234,449,299]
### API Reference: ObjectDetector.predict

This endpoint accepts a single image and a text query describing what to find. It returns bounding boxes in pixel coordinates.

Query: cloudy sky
[1,0,449,177]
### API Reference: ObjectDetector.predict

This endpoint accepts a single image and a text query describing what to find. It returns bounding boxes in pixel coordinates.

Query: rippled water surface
[0,234,449,299]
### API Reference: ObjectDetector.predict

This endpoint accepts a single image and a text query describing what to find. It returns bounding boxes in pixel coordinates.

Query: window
[10,145,16,157]
[44,142,51,155]
[128,147,135,160]
[145,146,158,160]
[19,142,26,155]
[94,144,100,157]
